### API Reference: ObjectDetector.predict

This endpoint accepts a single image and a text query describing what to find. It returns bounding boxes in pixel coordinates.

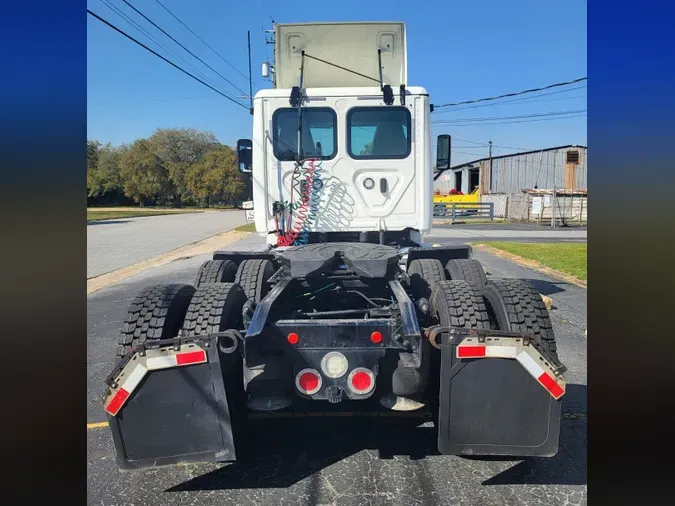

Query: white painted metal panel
[274,22,407,89]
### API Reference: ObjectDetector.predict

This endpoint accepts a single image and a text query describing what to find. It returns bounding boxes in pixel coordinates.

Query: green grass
[486,242,587,280]
[87,210,201,222]
[235,223,256,232]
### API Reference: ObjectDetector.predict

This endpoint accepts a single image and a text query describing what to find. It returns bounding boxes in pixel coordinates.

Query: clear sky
[87,0,587,164]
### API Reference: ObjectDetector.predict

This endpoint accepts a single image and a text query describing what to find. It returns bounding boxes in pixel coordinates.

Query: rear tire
[482,279,558,360]
[408,258,446,300]
[431,280,492,330]
[194,259,237,287]
[117,283,195,358]
[234,259,275,304]
[181,283,247,337]
[181,283,248,428]
[445,259,488,289]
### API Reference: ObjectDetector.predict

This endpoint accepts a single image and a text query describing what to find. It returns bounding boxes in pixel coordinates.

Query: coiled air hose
[276,157,323,246]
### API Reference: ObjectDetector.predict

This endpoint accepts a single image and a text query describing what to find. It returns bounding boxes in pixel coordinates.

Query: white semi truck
[103,22,566,470]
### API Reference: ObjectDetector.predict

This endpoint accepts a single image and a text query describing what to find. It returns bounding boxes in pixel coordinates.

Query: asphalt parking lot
[87,226,587,505]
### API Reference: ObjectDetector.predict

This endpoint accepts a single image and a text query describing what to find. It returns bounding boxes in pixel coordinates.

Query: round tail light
[348,368,375,394]
[295,369,322,395]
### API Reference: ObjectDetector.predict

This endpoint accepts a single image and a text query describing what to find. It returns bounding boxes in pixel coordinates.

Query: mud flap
[436,330,564,457]
[103,339,236,470]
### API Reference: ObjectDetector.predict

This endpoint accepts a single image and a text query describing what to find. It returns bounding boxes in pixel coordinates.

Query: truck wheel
[117,283,195,358]
[445,259,488,289]
[482,279,558,360]
[408,258,446,300]
[431,280,492,330]
[427,280,492,407]
[181,283,248,423]
[234,259,275,304]
[194,259,237,287]
[181,283,247,337]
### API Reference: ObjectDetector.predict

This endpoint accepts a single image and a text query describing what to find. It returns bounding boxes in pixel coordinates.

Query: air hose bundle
[275,157,323,246]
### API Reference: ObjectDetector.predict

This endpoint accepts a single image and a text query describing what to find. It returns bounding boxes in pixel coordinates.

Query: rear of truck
[102,21,566,471]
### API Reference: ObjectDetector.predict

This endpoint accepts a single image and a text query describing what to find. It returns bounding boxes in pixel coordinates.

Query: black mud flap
[104,340,236,470]
[436,331,563,457]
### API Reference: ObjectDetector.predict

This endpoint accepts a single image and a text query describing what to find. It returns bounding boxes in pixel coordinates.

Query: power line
[433,86,587,114]
[433,109,587,124]
[433,77,587,109]
[87,9,248,110]
[153,0,250,82]
[437,114,587,127]
[98,0,223,91]
[120,0,247,96]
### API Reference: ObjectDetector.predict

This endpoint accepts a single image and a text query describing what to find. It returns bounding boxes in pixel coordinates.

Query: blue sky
[87,0,587,164]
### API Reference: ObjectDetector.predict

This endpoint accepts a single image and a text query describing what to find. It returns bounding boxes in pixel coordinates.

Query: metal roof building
[434,145,587,195]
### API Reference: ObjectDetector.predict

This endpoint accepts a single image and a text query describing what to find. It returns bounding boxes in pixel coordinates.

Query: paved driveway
[87,210,246,278]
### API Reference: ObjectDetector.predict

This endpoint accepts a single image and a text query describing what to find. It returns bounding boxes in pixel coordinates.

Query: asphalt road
[86,210,247,278]
[87,230,586,505]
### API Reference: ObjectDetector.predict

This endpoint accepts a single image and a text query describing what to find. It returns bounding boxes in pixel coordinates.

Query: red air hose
[276,159,317,246]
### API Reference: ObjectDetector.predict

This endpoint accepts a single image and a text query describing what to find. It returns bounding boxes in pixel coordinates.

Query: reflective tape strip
[146,355,177,370]
[457,345,517,359]
[515,350,544,378]
[486,346,517,358]
[176,350,207,365]
[104,389,129,416]
[517,351,565,399]
[104,364,147,416]
[457,345,486,358]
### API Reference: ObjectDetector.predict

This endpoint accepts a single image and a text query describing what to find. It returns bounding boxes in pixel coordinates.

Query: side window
[348,107,411,159]
[273,108,337,161]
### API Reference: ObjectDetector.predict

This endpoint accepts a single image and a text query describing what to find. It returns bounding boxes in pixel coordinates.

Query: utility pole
[488,141,493,193]
[247,31,253,115]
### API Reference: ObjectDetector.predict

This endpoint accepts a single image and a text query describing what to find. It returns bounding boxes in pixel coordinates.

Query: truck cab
[236,22,435,247]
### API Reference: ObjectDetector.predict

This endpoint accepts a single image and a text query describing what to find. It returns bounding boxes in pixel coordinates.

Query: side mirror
[436,134,451,171]
[236,139,253,173]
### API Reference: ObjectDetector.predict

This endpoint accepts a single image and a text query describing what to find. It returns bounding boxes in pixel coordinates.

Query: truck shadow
[167,384,586,491]
[520,278,571,296]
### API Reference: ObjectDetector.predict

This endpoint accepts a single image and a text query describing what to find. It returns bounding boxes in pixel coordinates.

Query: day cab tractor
[103,22,566,470]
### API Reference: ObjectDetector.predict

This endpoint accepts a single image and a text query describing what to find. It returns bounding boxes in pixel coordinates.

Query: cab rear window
[347,107,411,159]
[272,108,337,161]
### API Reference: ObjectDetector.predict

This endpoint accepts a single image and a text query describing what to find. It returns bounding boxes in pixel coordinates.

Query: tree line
[87,128,248,207]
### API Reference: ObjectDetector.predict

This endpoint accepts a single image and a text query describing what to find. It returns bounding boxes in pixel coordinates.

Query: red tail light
[295,368,322,395]
[347,368,375,394]
[370,331,383,343]
[287,332,300,344]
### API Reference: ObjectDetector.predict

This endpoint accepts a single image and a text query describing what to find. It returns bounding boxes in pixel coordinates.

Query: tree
[186,146,245,207]
[120,139,171,205]
[149,128,219,207]
[87,140,102,197]
[88,143,126,199]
